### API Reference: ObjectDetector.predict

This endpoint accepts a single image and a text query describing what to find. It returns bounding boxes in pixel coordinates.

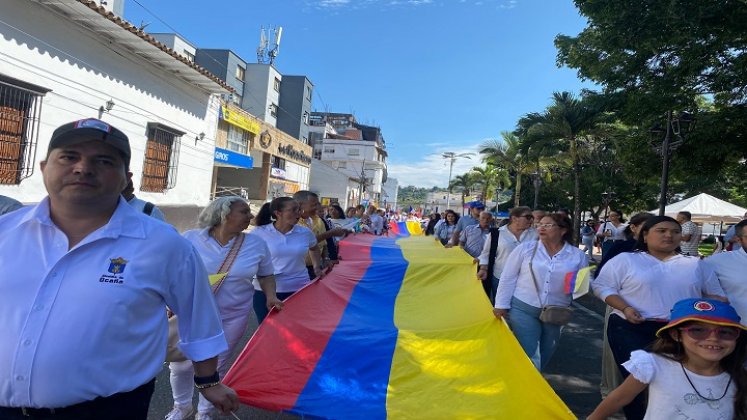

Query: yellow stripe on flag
[387,236,574,419]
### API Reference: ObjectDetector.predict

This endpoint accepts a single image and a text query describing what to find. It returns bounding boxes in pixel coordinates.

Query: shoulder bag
[166,233,245,363]
[528,240,574,326]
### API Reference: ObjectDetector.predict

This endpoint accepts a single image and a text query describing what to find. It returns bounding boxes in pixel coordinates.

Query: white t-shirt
[183,229,274,316]
[623,351,735,420]
[597,221,628,241]
[593,252,725,320]
[249,223,317,293]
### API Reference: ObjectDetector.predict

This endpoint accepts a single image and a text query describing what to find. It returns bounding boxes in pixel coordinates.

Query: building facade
[277,75,313,145]
[0,0,230,229]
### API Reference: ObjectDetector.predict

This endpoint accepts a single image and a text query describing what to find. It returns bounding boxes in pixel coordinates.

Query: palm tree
[470,165,511,205]
[479,132,532,207]
[517,91,607,243]
[449,172,479,214]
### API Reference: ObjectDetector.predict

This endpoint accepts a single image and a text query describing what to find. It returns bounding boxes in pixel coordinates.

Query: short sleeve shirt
[623,351,734,420]
[184,229,274,316]
[680,221,700,256]
[249,223,317,293]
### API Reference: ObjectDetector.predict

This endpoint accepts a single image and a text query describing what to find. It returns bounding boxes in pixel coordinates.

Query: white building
[381,177,399,211]
[308,160,359,209]
[0,0,230,227]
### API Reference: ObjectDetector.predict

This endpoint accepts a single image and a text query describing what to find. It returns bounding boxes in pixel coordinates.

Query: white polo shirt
[249,223,317,293]
[184,229,274,316]
[703,247,747,324]
[0,198,226,409]
[593,252,725,320]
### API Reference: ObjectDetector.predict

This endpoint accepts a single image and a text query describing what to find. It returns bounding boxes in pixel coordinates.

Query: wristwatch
[194,371,221,389]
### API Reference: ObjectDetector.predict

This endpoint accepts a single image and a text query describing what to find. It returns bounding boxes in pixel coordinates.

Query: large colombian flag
[223,229,574,419]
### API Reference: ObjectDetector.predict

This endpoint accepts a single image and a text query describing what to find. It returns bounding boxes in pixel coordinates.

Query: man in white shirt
[723,212,747,250]
[121,179,166,221]
[0,119,238,419]
[703,220,747,323]
[676,211,700,256]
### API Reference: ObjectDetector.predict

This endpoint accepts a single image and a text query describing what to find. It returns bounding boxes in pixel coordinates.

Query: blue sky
[125,0,593,188]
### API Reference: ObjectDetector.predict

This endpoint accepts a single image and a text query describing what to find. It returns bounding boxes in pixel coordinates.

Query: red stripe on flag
[223,235,376,411]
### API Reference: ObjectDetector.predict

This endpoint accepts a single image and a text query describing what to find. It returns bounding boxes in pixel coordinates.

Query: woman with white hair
[166,197,282,420]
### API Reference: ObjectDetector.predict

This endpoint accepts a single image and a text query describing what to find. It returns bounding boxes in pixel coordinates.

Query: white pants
[169,310,251,413]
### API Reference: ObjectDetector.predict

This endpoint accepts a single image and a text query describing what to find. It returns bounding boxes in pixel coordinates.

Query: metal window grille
[227,125,249,155]
[0,78,45,185]
[141,124,182,192]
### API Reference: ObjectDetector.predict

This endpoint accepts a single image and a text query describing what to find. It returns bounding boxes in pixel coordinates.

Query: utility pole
[442,152,473,212]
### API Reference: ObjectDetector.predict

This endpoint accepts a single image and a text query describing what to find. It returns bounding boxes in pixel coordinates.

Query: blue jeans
[507,297,562,371]
[490,275,500,306]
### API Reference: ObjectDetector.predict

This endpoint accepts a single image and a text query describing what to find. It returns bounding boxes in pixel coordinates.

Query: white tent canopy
[651,193,747,223]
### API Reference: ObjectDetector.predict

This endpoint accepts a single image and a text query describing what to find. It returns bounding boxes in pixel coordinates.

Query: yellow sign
[220,105,260,135]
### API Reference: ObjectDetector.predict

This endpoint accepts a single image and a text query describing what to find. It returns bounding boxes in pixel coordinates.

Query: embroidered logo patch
[100,257,127,284]
[108,257,128,274]
[693,301,715,312]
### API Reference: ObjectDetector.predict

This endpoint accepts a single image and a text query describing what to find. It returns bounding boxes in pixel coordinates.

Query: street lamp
[531,170,542,209]
[442,152,473,211]
[650,111,696,215]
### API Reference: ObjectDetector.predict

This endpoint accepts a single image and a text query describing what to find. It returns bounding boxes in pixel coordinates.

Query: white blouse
[592,252,725,320]
[183,229,274,316]
[249,223,317,293]
[597,222,628,241]
[495,240,588,309]
[624,351,735,420]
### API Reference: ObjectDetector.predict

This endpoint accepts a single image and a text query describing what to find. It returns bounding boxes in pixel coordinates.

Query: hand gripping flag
[223,233,574,419]
[564,266,593,299]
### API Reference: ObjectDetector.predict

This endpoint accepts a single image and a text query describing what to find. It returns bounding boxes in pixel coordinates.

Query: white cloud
[388,144,485,188]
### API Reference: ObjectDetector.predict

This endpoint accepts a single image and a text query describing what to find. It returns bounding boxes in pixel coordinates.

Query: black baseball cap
[48,118,131,166]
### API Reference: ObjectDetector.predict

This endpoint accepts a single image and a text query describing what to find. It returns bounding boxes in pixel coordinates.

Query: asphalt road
[147,292,623,420]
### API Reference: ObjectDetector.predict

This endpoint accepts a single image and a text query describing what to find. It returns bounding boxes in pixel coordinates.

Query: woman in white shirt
[250,197,322,324]
[597,210,627,260]
[493,213,587,371]
[592,215,726,420]
[167,197,281,420]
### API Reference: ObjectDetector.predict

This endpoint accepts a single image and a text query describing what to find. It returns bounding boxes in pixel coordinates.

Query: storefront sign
[214,147,253,169]
[219,105,260,135]
[277,143,312,165]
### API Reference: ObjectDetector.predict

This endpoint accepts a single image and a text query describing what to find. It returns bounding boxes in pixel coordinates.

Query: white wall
[0,0,219,206]
[309,160,355,209]
[284,161,309,190]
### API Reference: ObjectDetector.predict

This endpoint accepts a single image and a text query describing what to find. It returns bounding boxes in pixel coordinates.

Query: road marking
[572,301,605,322]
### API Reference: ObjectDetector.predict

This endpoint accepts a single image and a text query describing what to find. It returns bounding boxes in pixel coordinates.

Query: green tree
[479,132,532,207]
[470,165,511,204]
[517,92,607,243]
[449,172,479,212]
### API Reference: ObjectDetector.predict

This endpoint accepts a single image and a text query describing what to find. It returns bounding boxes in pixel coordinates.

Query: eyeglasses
[519,215,534,220]
[679,326,741,341]
[536,223,558,229]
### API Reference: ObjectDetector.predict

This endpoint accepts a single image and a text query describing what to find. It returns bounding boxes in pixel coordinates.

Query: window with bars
[140,123,183,193]
[0,76,47,185]
[269,103,278,118]
[227,125,249,155]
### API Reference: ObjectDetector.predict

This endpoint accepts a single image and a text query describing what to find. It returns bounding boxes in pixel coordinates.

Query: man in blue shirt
[448,201,484,247]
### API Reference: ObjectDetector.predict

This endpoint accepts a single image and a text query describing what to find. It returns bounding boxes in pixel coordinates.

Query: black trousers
[0,378,155,420]
[607,314,666,420]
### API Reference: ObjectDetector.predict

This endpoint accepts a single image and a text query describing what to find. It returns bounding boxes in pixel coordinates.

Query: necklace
[680,362,731,402]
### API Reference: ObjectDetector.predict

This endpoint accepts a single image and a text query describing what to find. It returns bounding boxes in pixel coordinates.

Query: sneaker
[165,405,194,420]
[195,411,216,420]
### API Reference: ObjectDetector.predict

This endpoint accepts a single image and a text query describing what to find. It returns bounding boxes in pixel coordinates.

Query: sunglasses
[679,326,741,341]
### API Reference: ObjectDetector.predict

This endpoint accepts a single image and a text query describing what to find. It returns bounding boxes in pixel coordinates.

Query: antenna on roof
[257,26,283,65]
